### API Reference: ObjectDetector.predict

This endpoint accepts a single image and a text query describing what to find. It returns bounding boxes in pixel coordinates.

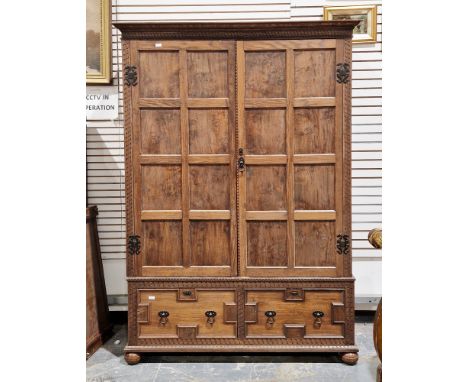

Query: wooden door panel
[138,289,237,339]
[187,51,229,98]
[295,222,336,267]
[140,109,181,154]
[294,49,336,97]
[141,165,182,210]
[132,41,236,276]
[245,109,286,154]
[247,222,288,267]
[190,221,231,266]
[238,40,344,277]
[189,109,229,154]
[246,166,287,211]
[139,51,179,98]
[244,289,345,338]
[245,51,286,98]
[294,165,335,210]
[142,222,183,266]
[189,165,230,210]
[294,108,335,154]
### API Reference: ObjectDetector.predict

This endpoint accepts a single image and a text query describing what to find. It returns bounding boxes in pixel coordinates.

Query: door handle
[238,148,245,172]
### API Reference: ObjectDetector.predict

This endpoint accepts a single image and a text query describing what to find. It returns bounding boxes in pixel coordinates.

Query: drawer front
[244,289,345,339]
[137,288,237,339]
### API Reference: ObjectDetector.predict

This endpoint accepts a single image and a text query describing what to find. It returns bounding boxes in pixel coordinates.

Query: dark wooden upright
[114,21,359,365]
[86,206,112,358]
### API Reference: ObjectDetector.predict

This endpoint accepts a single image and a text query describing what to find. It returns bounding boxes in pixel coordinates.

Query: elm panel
[294,165,335,210]
[245,109,286,154]
[245,51,286,98]
[139,51,179,98]
[294,108,335,154]
[247,222,287,267]
[294,49,336,97]
[142,221,182,266]
[246,166,287,211]
[189,109,229,154]
[190,221,230,266]
[187,51,228,98]
[141,165,182,210]
[295,221,335,267]
[189,165,230,210]
[141,109,181,155]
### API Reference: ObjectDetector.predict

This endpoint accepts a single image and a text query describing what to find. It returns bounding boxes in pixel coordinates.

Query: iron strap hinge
[336,234,350,255]
[128,235,141,255]
[124,65,138,86]
[336,63,350,84]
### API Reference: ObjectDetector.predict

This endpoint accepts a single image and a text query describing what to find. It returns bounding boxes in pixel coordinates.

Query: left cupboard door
[126,40,237,276]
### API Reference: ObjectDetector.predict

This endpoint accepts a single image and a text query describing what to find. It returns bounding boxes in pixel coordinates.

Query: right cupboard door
[237,40,346,277]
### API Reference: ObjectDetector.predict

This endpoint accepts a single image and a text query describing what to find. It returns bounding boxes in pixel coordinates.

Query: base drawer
[137,288,237,339]
[244,289,345,339]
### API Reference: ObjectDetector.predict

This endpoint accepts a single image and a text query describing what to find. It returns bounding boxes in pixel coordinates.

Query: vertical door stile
[335,39,344,276]
[286,48,295,270]
[131,41,142,276]
[236,41,247,276]
[179,49,190,269]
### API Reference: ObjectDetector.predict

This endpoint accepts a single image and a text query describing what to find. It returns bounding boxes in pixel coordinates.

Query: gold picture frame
[86,0,111,84]
[324,5,378,44]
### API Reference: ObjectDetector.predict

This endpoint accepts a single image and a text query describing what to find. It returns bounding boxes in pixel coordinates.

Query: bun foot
[124,352,141,365]
[341,352,358,365]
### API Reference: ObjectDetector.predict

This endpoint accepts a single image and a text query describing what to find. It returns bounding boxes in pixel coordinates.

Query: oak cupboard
[114,21,358,365]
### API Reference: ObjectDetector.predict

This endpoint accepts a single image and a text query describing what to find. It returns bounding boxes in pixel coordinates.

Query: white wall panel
[86,0,383,307]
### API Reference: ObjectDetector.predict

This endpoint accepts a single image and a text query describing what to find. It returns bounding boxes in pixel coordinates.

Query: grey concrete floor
[87,319,378,382]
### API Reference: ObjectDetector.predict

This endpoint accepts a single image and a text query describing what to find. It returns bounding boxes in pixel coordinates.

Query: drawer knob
[182,290,192,296]
[158,310,169,325]
[205,310,217,325]
[313,311,324,328]
[265,310,276,326]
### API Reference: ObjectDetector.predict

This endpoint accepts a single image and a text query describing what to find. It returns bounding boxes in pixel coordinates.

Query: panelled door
[237,40,345,277]
[130,40,237,276]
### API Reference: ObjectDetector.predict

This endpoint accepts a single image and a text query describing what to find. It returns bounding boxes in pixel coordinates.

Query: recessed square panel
[187,51,228,98]
[294,108,335,154]
[189,109,229,154]
[139,51,179,98]
[190,165,230,210]
[247,222,287,266]
[141,165,181,210]
[295,221,335,266]
[141,109,180,154]
[245,109,286,154]
[246,166,286,211]
[190,221,230,266]
[294,165,335,210]
[245,51,286,98]
[294,50,335,97]
[142,221,182,266]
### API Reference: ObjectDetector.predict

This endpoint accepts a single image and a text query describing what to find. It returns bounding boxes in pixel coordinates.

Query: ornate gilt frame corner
[86,0,112,84]
[323,5,378,44]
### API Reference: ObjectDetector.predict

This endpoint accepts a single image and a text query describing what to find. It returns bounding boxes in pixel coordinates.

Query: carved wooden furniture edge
[126,277,356,282]
[124,345,359,353]
[113,21,360,40]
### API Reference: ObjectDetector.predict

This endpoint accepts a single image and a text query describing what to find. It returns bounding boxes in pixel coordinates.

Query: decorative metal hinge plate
[124,65,138,86]
[128,235,141,255]
[336,63,350,84]
[336,234,350,255]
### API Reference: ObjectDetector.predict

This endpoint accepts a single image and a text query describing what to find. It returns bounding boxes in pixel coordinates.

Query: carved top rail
[113,21,359,40]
